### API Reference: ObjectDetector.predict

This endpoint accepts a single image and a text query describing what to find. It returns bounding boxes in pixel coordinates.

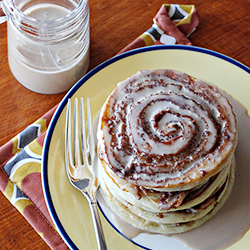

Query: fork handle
[89,200,108,250]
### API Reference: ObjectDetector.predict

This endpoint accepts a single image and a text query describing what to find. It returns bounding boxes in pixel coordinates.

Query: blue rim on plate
[41,45,250,250]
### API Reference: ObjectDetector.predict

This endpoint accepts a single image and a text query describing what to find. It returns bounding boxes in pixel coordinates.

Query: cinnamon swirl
[97,69,237,234]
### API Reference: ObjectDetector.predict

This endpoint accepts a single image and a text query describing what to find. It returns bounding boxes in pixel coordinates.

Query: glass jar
[0,0,90,94]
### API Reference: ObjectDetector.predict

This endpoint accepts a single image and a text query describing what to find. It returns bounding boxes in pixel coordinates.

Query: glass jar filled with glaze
[0,0,90,94]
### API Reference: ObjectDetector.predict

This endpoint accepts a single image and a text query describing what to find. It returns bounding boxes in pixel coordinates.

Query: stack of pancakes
[97,69,237,234]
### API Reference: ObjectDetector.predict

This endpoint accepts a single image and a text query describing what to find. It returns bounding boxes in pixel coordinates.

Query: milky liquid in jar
[7,0,90,94]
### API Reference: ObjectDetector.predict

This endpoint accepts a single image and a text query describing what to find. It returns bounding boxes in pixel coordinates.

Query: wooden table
[0,0,249,249]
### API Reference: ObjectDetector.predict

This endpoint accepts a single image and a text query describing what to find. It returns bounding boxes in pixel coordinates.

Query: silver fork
[65,97,107,250]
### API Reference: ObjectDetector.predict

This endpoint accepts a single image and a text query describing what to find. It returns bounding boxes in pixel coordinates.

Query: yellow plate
[42,45,250,250]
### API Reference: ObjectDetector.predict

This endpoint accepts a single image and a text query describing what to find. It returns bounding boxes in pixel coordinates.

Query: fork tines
[65,97,96,180]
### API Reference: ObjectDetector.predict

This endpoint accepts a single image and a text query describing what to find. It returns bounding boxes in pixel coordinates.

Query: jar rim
[4,0,88,27]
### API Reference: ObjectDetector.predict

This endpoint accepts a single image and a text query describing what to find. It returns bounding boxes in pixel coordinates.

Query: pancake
[99,158,235,234]
[99,157,232,213]
[97,69,238,234]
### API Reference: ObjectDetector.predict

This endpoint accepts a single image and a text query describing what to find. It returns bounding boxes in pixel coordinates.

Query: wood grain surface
[0,0,249,249]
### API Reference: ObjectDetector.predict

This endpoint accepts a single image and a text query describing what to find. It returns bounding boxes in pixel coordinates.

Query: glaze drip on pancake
[98,69,237,190]
[97,69,237,234]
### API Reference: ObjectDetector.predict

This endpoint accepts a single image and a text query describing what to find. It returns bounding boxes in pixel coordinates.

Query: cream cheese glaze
[97,69,237,191]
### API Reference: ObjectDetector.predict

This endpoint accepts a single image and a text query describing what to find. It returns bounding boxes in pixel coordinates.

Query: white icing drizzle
[97,69,237,188]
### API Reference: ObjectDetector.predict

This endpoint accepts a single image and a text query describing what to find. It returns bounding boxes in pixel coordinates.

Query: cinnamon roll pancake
[97,69,238,234]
